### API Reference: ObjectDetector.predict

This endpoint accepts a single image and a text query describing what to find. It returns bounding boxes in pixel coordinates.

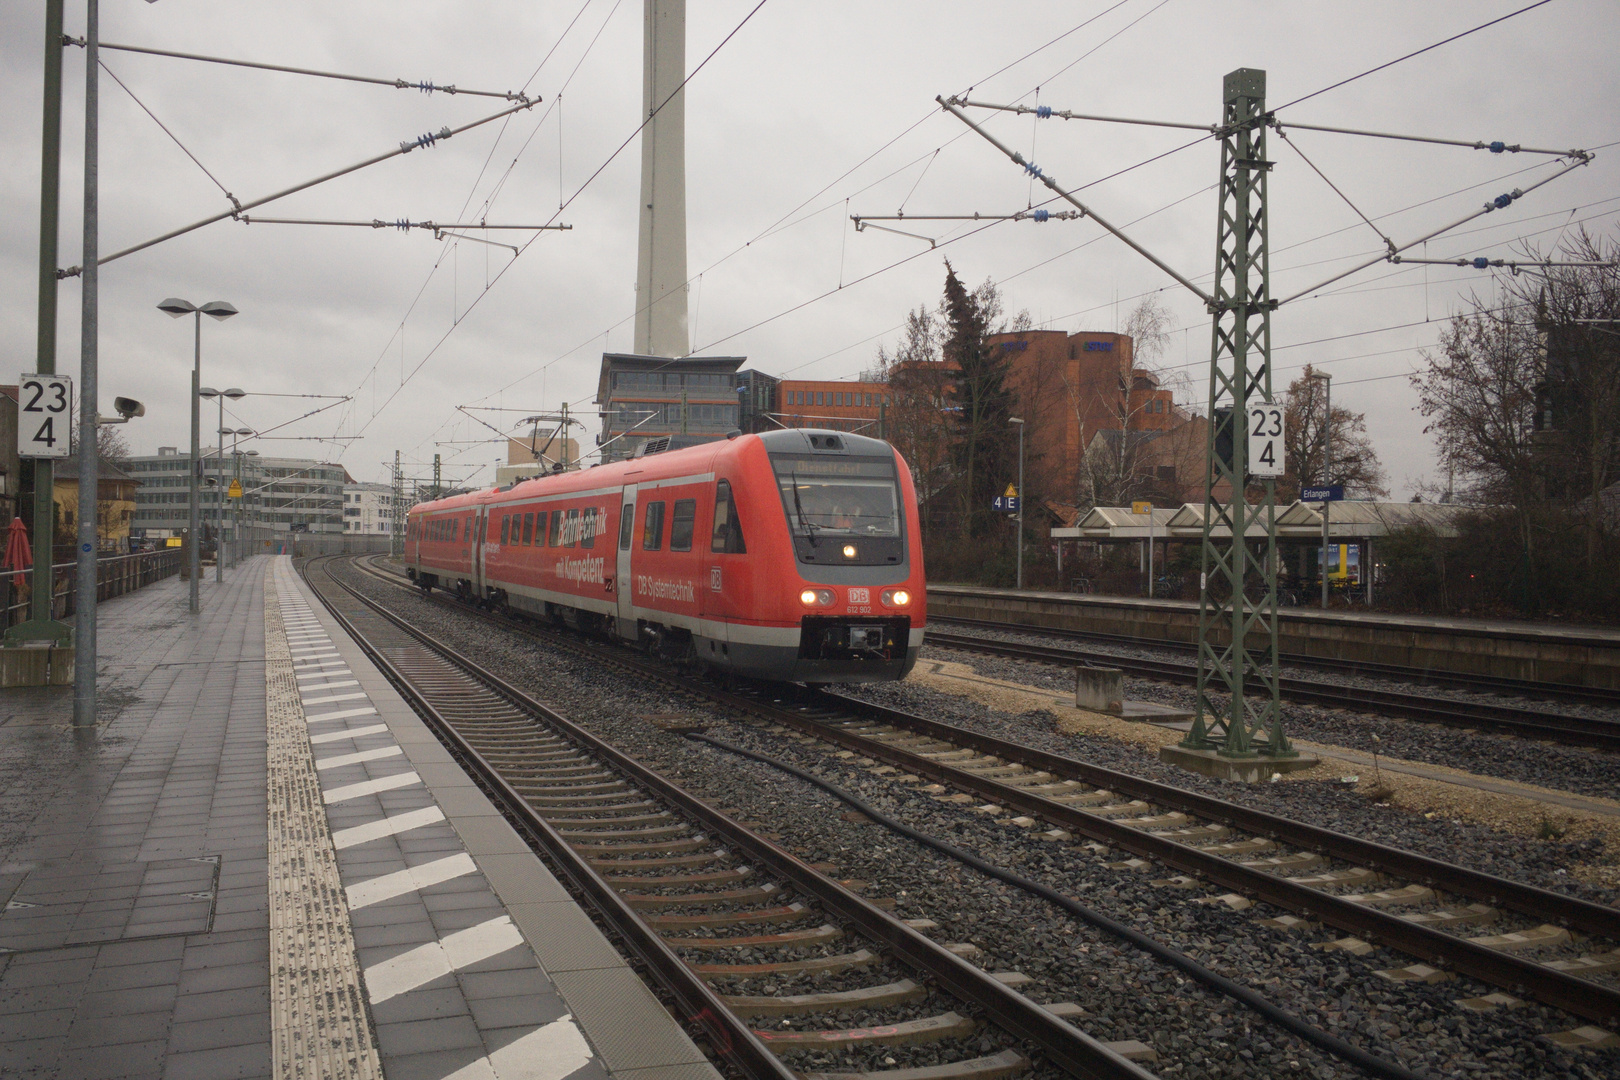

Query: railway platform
[929,584,1620,690]
[0,555,717,1080]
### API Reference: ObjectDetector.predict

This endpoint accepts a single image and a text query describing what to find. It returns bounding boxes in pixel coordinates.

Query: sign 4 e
[1247,402,1285,478]
[19,374,72,459]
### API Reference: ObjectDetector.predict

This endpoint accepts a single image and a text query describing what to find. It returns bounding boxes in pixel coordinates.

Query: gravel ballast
[328,560,1620,1080]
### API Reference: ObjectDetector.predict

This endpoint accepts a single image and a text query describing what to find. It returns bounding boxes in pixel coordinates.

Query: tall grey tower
[634,0,689,357]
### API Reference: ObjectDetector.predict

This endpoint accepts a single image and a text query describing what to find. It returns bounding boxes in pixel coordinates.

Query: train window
[565,508,580,547]
[669,499,696,551]
[547,509,562,547]
[710,480,747,554]
[522,512,535,545]
[619,503,636,550]
[535,510,548,546]
[643,501,665,550]
[580,508,596,549]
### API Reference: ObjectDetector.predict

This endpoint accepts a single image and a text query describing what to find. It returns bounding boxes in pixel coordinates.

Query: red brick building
[775,379,892,433]
[984,329,1186,505]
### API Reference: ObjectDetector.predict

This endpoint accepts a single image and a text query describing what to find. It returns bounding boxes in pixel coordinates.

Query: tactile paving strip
[265,572,385,1079]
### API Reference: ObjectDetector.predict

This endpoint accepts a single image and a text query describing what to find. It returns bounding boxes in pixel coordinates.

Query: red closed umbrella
[3,518,30,574]
[3,517,30,625]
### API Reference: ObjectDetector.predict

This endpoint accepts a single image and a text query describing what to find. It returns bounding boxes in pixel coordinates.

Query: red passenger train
[405,429,926,683]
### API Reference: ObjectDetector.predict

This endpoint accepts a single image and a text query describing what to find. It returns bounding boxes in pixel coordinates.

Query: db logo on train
[849,588,869,604]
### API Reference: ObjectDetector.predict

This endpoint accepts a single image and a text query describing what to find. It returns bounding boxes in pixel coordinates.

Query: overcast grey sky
[3,1,1616,494]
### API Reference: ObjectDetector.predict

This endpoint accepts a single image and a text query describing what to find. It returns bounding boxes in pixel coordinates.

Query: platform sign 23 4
[18,374,72,459]
[1247,402,1285,478]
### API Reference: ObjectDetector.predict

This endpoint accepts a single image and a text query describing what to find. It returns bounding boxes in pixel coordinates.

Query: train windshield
[771,455,901,538]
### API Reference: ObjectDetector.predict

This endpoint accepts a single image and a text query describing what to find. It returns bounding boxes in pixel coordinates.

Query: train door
[614,486,636,637]
[472,506,489,595]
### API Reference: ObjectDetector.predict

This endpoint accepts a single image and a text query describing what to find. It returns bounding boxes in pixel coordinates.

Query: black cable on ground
[690,732,1427,1080]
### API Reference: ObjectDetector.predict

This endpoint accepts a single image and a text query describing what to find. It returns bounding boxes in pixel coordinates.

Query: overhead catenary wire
[340,0,623,446]
[97,59,236,203]
[961,96,1582,158]
[944,95,1594,311]
[1271,0,1557,113]
[1272,127,1395,253]
[346,0,773,442]
[73,38,532,101]
[937,96,1216,305]
[453,0,1178,417]
[61,97,541,275]
[1276,152,1593,304]
[425,1,1182,456]
[236,218,571,231]
[403,5,1597,473]
[782,165,1618,387]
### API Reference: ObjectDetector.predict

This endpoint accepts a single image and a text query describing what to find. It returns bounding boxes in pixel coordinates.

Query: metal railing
[0,548,184,629]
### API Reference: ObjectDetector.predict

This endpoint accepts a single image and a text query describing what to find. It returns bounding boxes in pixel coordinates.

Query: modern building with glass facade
[126,447,347,538]
[594,353,747,461]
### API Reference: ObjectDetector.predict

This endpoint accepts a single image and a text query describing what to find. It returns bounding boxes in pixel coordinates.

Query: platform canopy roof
[1053,501,1468,542]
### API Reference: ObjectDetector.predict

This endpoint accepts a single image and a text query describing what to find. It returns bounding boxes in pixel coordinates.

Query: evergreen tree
[941,261,1018,536]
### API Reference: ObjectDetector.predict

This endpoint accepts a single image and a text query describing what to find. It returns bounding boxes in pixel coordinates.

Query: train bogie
[403,429,926,683]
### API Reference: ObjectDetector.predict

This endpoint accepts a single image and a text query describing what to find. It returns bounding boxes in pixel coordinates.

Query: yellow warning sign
[227,479,243,499]
[1003,483,1018,498]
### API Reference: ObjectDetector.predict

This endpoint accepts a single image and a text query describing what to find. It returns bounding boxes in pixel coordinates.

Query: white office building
[343,482,396,534]
[127,448,347,537]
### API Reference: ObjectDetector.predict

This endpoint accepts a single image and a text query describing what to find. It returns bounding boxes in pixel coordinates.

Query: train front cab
[708,429,924,684]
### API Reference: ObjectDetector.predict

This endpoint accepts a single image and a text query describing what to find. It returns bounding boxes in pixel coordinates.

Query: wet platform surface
[0,556,717,1080]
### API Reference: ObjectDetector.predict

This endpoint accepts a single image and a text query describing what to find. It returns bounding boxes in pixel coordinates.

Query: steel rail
[299,557,796,1080]
[794,690,1620,1028]
[311,557,1155,1080]
[344,556,1620,1025]
[926,630,1620,750]
[813,688,1620,940]
[929,614,1620,707]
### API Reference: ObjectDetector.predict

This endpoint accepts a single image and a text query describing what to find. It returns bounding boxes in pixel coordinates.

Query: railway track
[930,614,1620,709]
[301,555,1158,1080]
[925,629,1620,752]
[341,554,1620,1043]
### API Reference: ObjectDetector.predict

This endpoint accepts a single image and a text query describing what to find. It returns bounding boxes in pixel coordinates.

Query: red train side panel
[406,429,925,683]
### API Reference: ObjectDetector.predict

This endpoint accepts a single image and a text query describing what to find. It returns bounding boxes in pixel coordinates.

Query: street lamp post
[1311,372,1332,610]
[1009,417,1025,590]
[158,298,236,613]
[234,447,260,562]
[72,0,100,727]
[198,388,245,582]
[223,428,253,566]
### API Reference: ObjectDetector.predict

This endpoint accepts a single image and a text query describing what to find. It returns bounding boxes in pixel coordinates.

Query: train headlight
[842,544,857,559]
[800,588,835,606]
[881,588,911,606]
